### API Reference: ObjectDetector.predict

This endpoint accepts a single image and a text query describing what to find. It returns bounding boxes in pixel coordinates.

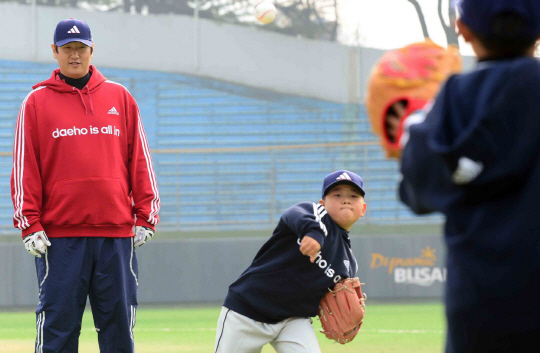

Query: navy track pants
[34,237,138,353]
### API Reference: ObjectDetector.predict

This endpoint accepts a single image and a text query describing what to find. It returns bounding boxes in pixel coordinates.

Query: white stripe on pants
[215,307,322,353]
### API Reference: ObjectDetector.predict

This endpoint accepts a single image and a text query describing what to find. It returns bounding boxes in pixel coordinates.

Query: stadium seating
[0,60,442,233]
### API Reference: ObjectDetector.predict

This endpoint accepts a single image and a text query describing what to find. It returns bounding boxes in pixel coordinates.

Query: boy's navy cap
[322,170,365,198]
[54,18,93,47]
[457,0,540,39]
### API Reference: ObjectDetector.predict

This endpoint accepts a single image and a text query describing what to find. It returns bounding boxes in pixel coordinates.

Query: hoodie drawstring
[74,88,88,115]
[85,85,95,115]
[73,86,95,115]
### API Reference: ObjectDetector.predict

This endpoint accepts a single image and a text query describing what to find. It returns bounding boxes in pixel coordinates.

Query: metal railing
[0,62,442,235]
[150,141,442,231]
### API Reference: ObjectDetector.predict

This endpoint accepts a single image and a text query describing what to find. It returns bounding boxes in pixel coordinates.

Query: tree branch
[437,0,459,46]
[447,0,459,46]
[407,0,430,39]
[332,0,338,41]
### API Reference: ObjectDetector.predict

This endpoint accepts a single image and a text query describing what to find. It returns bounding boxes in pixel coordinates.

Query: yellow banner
[370,246,437,274]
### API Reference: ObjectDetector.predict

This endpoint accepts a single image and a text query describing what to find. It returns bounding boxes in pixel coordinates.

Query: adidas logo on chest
[107,107,119,115]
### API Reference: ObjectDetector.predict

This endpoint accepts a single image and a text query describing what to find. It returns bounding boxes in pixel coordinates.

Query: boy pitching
[11,19,159,353]
[215,170,367,353]
[378,0,540,351]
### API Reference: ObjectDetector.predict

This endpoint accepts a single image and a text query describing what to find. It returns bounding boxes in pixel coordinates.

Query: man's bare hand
[299,236,322,263]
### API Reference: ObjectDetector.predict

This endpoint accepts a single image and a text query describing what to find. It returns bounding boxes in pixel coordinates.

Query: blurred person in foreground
[366,0,540,352]
[10,18,159,353]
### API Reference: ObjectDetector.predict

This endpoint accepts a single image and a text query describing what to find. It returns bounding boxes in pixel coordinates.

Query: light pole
[31,0,38,61]
[194,0,200,72]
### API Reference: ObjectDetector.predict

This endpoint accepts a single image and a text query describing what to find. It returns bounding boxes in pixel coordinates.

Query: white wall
[0,3,475,104]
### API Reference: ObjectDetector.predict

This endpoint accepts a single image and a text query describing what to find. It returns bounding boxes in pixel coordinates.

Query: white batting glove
[134,226,154,247]
[23,231,51,258]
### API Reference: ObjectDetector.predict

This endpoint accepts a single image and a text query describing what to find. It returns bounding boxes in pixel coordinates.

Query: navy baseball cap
[322,170,365,198]
[457,0,540,39]
[54,18,93,47]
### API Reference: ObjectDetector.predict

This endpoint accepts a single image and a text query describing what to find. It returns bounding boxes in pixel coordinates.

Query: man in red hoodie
[10,18,160,353]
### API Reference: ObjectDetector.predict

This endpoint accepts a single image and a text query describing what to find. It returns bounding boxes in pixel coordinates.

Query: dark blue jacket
[224,202,358,324]
[400,57,540,325]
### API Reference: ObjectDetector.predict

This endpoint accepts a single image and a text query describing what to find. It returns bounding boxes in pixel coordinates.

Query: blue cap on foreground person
[457,0,540,39]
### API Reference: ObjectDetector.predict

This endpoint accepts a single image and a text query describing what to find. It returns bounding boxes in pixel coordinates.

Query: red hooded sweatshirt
[11,66,160,238]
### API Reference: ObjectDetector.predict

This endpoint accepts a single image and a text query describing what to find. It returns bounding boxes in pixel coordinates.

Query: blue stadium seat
[0,60,442,234]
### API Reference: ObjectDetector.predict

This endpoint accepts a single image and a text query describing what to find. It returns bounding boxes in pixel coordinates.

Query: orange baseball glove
[317,277,366,344]
[366,40,462,158]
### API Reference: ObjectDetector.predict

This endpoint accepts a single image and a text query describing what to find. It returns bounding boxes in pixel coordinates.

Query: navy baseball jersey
[224,202,358,324]
[399,57,540,330]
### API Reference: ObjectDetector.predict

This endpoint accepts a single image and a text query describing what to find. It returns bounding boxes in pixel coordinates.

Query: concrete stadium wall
[0,3,476,104]
[0,234,446,307]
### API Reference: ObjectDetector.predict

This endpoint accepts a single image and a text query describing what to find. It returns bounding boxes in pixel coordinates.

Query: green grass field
[0,302,445,353]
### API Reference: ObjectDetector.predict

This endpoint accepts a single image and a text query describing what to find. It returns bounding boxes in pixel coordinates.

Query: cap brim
[323,180,365,197]
[55,38,93,47]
